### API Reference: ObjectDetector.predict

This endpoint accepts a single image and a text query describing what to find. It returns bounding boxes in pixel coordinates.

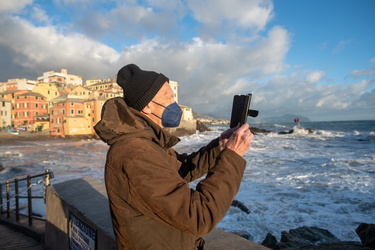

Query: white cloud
[351,58,375,77]
[0,16,120,79]
[0,0,33,13]
[306,71,325,83]
[188,0,273,30]
[31,6,49,23]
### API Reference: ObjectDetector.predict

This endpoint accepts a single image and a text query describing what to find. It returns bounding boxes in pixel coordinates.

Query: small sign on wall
[69,212,97,250]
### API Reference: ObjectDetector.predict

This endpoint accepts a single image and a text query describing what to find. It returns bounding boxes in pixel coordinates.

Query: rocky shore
[257,224,375,250]
[0,130,98,144]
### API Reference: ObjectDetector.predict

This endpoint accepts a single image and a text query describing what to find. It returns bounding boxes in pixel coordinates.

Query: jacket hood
[94,97,180,148]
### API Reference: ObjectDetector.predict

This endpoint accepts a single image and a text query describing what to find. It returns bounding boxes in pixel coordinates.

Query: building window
[36,104,39,108]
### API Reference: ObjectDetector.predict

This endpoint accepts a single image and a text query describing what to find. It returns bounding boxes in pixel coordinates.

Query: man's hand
[220,124,253,156]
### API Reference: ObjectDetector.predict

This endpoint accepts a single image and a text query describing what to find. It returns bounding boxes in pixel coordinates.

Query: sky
[0,0,374,122]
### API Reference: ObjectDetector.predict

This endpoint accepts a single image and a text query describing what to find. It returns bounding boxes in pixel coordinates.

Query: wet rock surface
[260,226,375,250]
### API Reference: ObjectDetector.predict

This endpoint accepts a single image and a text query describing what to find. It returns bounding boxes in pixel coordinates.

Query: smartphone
[229,94,258,128]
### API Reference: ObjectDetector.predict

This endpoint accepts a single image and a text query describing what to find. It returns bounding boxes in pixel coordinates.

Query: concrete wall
[45,177,116,250]
[45,177,270,250]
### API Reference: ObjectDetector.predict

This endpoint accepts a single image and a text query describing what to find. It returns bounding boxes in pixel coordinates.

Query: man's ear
[141,102,153,115]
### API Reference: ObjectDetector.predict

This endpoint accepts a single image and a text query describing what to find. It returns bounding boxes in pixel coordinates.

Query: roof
[0,97,11,102]
[0,90,27,95]
[17,92,47,98]
[55,98,86,104]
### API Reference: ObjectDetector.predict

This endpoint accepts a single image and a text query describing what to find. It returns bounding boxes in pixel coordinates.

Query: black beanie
[117,64,169,111]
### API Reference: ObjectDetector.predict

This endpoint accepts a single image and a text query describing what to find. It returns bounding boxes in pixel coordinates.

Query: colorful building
[37,69,83,87]
[84,98,106,134]
[13,92,48,129]
[67,86,92,100]
[0,78,36,91]
[49,99,89,137]
[32,83,62,112]
[0,97,12,128]
[86,79,117,91]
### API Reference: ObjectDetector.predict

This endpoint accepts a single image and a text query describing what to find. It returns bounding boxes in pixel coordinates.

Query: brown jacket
[94,97,246,250]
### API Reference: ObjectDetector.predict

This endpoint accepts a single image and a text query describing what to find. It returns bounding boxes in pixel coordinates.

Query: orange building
[84,97,106,134]
[50,98,89,137]
[13,92,48,129]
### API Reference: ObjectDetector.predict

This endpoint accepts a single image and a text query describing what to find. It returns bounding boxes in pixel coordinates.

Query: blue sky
[0,0,374,121]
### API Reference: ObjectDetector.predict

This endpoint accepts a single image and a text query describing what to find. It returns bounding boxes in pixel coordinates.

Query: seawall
[45,177,270,249]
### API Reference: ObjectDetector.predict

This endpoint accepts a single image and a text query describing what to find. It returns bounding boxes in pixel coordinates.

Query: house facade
[84,98,106,134]
[13,92,48,129]
[0,78,36,91]
[0,97,12,128]
[50,99,90,137]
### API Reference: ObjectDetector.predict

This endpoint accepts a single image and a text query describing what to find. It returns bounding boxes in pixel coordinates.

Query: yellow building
[86,79,116,91]
[84,98,106,134]
[32,83,61,101]
[64,116,91,136]
[34,114,50,131]
[67,86,93,99]
[180,105,194,121]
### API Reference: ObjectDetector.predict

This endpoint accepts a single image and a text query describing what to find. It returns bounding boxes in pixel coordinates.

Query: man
[94,64,253,249]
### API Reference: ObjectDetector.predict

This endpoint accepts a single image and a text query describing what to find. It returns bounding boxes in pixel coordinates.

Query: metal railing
[0,170,54,225]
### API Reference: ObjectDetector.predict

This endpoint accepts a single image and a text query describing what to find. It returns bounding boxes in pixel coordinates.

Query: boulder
[196,120,212,132]
[275,226,340,249]
[356,223,375,248]
[231,199,251,214]
[250,127,272,134]
[261,233,278,249]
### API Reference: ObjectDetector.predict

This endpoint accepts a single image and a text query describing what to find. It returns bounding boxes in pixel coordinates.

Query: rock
[278,128,314,135]
[0,163,3,172]
[282,241,371,249]
[262,233,278,249]
[232,231,251,240]
[276,226,340,249]
[250,127,272,134]
[356,223,375,248]
[231,199,251,214]
[196,120,212,132]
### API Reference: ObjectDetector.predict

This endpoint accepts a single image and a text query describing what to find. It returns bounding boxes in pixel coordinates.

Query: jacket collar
[94,97,180,148]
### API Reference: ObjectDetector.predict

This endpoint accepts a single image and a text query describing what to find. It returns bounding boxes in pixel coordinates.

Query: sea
[1,120,374,244]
